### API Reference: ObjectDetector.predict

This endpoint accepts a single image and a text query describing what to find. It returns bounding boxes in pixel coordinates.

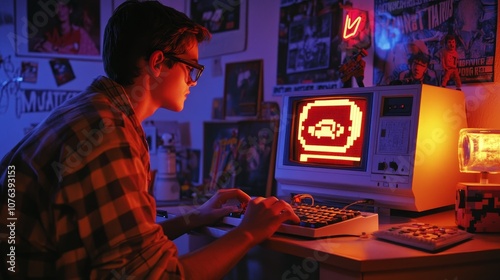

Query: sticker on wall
[21,61,38,83]
[49,59,75,86]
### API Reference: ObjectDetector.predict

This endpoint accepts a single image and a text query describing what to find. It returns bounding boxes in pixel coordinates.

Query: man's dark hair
[103,0,211,86]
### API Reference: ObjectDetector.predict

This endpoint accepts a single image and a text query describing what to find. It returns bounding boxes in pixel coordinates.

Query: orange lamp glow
[458,128,500,183]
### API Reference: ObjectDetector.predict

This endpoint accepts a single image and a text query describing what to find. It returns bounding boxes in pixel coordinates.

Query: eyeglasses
[164,54,204,83]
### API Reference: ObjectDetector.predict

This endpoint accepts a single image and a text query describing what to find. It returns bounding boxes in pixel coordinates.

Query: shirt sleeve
[52,118,184,279]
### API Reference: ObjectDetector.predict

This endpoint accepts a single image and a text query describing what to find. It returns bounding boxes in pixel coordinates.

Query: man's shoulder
[52,88,128,126]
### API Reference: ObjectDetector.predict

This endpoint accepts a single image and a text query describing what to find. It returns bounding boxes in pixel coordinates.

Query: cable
[291,193,314,206]
[342,199,374,210]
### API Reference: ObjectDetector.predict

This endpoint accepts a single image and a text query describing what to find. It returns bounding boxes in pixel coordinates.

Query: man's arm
[178,196,300,280]
[159,189,249,239]
[157,207,206,240]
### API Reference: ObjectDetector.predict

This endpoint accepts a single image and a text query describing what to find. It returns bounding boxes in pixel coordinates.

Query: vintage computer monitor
[275,84,472,212]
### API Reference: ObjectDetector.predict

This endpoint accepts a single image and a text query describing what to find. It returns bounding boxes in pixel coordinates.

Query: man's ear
[148,50,165,76]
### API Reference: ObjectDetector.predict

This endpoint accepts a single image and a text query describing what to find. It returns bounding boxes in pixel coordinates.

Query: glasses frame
[164,54,204,83]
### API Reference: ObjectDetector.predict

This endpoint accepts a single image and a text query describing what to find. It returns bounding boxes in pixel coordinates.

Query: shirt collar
[88,76,136,117]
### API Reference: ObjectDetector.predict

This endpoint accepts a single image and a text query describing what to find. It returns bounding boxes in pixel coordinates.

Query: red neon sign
[342,8,368,41]
[343,14,362,40]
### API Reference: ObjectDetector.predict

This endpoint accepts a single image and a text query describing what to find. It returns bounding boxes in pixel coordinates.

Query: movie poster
[274,0,344,95]
[374,0,497,86]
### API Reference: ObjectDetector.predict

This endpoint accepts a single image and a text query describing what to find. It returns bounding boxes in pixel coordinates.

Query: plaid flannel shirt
[0,76,183,279]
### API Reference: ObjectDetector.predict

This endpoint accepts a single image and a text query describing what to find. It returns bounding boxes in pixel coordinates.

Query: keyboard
[222,203,379,238]
[372,223,473,252]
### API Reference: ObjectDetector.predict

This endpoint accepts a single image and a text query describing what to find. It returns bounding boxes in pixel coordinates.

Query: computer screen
[285,94,371,170]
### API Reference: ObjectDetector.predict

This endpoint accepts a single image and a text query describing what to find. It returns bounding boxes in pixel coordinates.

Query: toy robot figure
[339,48,368,88]
[441,34,462,90]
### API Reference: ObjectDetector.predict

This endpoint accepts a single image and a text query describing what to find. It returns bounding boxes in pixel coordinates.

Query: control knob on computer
[378,162,388,171]
[389,161,398,172]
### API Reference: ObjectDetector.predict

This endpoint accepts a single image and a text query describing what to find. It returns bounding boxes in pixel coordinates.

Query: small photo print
[49,59,75,86]
[21,61,38,83]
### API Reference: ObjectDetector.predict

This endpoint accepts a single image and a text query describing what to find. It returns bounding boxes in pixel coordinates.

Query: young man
[0,1,299,279]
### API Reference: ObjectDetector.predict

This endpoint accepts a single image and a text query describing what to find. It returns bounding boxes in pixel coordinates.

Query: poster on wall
[373,0,497,87]
[15,0,111,60]
[202,120,278,197]
[274,0,344,95]
[202,121,239,193]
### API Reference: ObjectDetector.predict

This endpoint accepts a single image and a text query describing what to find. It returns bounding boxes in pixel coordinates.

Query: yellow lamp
[456,128,500,233]
[458,128,500,182]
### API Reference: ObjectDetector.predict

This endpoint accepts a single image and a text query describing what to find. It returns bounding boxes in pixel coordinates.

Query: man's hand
[236,196,300,246]
[194,188,251,226]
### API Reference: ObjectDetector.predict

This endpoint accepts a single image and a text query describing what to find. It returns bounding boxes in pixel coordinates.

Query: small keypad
[373,223,473,251]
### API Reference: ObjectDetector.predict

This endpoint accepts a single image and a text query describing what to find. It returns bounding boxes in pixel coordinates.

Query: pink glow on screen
[292,97,367,167]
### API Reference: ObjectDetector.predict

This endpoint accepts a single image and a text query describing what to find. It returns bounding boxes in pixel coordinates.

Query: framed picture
[202,120,278,197]
[234,120,279,197]
[15,0,111,60]
[187,0,247,58]
[202,121,239,193]
[223,59,263,119]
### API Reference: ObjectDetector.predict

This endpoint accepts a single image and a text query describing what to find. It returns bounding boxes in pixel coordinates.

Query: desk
[158,206,500,280]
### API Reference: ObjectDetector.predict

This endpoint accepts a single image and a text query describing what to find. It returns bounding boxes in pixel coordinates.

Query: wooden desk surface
[260,211,500,271]
[159,205,500,278]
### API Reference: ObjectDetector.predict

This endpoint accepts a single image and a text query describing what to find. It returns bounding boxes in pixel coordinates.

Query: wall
[1,0,499,173]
